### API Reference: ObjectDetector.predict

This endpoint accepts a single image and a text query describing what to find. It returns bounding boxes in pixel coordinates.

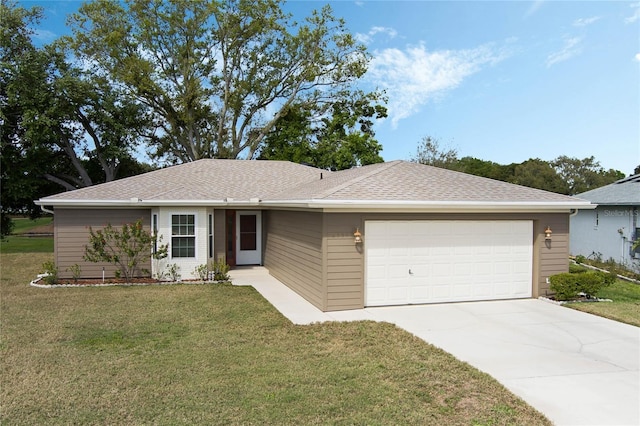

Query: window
[172,214,195,258]
[239,214,257,250]
[152,214,158,253]
[208,214,213,259]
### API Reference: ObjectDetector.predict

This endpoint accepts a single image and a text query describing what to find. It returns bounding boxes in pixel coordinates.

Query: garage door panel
[365,220,533,307]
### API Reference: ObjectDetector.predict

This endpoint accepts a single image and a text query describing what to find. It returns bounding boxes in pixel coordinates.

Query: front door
[236,211,262,265]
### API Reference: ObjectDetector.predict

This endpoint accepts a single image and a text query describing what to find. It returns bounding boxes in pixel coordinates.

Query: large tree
[1,1,153,234]
[552,155,625,195]
[1,1,62,228]
[67,0,382,163]
[411,136,459,169]
[259,91,387,170]
[509,158,566,193]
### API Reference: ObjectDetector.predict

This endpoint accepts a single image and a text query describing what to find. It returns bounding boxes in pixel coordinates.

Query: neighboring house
[36,159,593,312]
[570,174,640,268]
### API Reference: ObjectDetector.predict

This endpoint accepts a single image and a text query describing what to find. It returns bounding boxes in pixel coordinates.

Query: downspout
[569,208,579,217]
[40,205,54,215]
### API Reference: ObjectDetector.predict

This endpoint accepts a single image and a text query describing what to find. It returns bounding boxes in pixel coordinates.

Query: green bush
[549,271,615,301]
[569,263,588,274]
[84,219,168,281]
[41,260,58,285]
[194,264,209,281]
[208,259,230,281]
[574,254,586,264]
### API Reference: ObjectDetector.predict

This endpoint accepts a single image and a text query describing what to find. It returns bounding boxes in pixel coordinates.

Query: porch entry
[226,210,262,265]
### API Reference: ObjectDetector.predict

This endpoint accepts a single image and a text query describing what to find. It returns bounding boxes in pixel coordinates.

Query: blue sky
[21,0,640,175]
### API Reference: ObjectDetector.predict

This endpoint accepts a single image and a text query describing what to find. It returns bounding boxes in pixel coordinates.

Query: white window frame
[171,214,196,258]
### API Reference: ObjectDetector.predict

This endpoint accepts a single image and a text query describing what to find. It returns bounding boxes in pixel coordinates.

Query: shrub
[167,263,181,281]
[574,254,586,264]
[41,260,58,285]
[84,219,167,281]
[569,263,588,274]
[549,273,580,301]
[194,264,209,281]
[66,264,82,283]
[549,271,616,301]
[208,259,230,281]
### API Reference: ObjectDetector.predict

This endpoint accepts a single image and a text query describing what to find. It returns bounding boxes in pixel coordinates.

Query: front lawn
[1,252,550,425]
[1,216,54,253]
[566,279,640,327]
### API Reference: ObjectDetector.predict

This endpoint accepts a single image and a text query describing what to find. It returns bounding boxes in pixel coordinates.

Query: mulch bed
[30,276,229,288]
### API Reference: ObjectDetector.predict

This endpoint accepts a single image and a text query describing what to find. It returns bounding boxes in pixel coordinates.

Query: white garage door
[365,220,533,306]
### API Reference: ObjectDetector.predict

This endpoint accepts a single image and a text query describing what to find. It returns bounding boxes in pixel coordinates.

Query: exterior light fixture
[544,226,553,240]
[354,228,363,244]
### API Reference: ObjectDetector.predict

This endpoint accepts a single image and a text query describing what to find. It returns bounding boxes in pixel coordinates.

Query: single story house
[570,174,639,267]
[36,159,594,311]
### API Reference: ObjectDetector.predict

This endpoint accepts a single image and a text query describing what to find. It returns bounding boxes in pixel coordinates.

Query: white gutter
[39,205,54,215]
[35,197,596,212]
[260,199,597,212]
[34,199,262,208]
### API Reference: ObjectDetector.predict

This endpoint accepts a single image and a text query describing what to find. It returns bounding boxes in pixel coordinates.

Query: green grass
[0,235,54,253]
[1,252,550,425]
[1,216,54,253]
[10,216,53,234]
[566,279,640,327]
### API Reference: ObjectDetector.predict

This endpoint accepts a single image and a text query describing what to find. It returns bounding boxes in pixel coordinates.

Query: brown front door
[225,210,236,267]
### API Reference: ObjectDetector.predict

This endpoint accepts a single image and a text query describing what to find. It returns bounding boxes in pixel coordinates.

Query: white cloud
[33,29,57,42]
[367,43,508,126]
[356,26,398,44]
[635,53,640,62]
[625,2,640,24]
[546,36,583,68]
[573,16,600,27]
[524,0,545,18]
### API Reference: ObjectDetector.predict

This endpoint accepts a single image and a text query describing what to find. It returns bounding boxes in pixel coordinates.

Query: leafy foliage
[1,1,155,231]
[84,219,167,281]
[259,95,387,170]
[41,260,58,285]
[67,0,384,163]
[208,259,231,281]
[412,135,625,194]
[549,271,616,301]
[411,136,459,169]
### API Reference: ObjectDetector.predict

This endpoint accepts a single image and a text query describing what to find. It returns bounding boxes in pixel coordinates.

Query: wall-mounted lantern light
[354,228,363,244]
[544,226,553,241]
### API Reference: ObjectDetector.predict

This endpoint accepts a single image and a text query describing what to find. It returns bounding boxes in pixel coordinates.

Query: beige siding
[322,212,570,311]
[324,213,365,311]
[54,208,151,279]
[264,210,324,309]
[534,214,570,297]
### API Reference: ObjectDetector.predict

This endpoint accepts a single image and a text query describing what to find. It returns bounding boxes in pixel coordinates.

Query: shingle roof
[274,161,577,202]
[573,174,640,205]
[40,159,323,202]
[37,159,591,210]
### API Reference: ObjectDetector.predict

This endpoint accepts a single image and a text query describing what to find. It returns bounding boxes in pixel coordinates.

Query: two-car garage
[365,220,534,306]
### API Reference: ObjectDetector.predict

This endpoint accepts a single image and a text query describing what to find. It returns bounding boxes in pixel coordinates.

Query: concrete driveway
[353,301,640,426]
[231,267,640,426]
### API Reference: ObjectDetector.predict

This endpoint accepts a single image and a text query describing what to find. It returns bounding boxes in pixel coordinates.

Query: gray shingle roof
[40,159,323,202]
[274,161,578,202]
[573,174,640,205]
[37,159,590,209]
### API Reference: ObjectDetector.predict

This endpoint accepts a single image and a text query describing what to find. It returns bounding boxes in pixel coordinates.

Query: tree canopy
[412,136,625,195]
[259,92,387,170]
[1,0,385,235]
[67,0,384,163]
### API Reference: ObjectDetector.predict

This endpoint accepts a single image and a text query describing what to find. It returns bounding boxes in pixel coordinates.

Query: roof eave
[34,199,262,208]
[36,198,596,213]
[261,199,597,213]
